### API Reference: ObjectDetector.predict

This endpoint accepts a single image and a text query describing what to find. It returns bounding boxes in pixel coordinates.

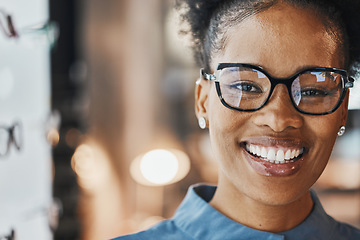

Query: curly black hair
[176,0,360,76]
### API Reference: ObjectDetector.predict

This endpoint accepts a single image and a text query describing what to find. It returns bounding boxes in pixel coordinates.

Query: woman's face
[196,4,349,206]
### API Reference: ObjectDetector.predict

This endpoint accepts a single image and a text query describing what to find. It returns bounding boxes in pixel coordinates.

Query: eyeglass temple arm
[0,9,18,38]
[200,68,216,81]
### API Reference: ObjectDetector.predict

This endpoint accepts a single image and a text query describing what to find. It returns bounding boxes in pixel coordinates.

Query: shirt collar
[173,184,336,240]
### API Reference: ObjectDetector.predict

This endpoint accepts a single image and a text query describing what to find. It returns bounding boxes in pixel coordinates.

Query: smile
[240,139,308,177]
[245,143,304,164]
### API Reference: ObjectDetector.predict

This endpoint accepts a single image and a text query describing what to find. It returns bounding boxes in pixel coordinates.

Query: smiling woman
[203,1,349,213]
[113,0,360,239]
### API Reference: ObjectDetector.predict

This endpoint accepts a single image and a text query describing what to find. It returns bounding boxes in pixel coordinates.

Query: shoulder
[310,190,360,239]
[331,220,360,240]
[111,219,192,240]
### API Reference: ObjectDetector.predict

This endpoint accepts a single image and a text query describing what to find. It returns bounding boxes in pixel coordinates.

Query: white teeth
[250,145,255,154]
[291,150,296,159]
[285,150,291,160]
[267,149,276,161]
[246,143,303,164]
[276,150,285,162]
[256,146,261,156]
[261,147,267,158]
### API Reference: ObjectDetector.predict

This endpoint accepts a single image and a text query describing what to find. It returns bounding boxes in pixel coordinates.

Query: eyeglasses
[201,63,354,115]
[0,8,58,49]
[0,122,22,157]
[0,229,15,240]
[0,199,62,240]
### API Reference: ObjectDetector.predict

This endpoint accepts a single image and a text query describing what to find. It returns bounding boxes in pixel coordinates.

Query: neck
[209,176,313,233]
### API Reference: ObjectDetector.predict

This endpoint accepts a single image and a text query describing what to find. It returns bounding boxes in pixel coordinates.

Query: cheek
[306,115,341,174]
[207,85,244,133]
[208,100,236,157]
[208,90,235,156]
[208,99,238,150]
[207,88,250,172]
[307,114,340,143]
[311,123,336,140]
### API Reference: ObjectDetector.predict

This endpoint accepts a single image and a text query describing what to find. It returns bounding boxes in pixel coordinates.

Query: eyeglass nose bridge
[9,122,22,150]
[255,75,299,112]
[0,122,22,158]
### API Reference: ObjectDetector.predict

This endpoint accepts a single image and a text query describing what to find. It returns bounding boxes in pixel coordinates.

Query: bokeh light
[140,149,179,185]
[131,148,190,186]
[47,128,60,146]
[71,142,111,190]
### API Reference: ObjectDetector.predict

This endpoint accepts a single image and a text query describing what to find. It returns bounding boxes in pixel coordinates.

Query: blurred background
[0,0,359,239]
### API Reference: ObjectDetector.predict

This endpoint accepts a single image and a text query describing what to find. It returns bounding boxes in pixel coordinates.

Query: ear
[340,90,350,125]
[195,77,210,120]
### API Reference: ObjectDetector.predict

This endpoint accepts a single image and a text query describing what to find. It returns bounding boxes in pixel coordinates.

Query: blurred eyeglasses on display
[0,8,59,49]
[0,229,15,240]
[202,63,354,115]
[0,121,22,157]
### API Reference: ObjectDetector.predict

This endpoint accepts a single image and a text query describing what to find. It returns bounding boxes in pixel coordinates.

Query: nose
[252,85,304,132]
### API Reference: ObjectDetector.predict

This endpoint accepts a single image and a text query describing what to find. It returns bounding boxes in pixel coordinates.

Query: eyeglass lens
[11,123,22,149]
[0,128,10,155]
[217,66,344,114]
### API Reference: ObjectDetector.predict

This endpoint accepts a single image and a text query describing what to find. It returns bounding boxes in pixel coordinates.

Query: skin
[195,3,349,233]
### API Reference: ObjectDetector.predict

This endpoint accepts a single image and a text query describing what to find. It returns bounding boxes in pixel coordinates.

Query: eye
[301,88,329,97]
[229,81,263,93]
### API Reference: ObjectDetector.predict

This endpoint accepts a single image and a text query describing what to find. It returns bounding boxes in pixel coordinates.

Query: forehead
[214,4,343,77]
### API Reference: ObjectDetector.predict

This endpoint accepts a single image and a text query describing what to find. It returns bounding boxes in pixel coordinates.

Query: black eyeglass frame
[0,9,18,38]
[0,121,22,157]
[201,63,354,115]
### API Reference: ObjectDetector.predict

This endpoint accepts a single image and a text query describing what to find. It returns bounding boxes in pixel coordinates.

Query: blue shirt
[113,184,360,240]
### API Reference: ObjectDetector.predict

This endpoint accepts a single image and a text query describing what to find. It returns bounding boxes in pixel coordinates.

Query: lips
[240,138,308,177]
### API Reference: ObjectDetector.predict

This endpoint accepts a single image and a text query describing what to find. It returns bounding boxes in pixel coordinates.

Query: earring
[337,126,346,136]
[198,117,207,129]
